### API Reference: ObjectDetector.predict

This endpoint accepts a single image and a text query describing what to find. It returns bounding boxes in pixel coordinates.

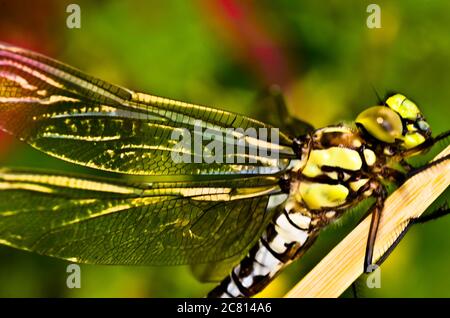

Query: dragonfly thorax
[289,125,378,221]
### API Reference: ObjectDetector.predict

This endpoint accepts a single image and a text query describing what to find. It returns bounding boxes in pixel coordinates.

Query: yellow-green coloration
[386,94,421,120]
[349,179,369,192]
[363,149,377,166]
[0,170,140,194]
[298,182,349,209]
[384,94,428,149]
[355,106,403,143]
[401,123,426,149]
[325,172,339,180]
[302,147,362,178]
[356,95,429,149]
[404,132,426,149]
[0,182,54,194]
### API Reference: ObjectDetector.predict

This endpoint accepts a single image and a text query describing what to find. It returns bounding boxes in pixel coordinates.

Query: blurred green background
[0,0,448,297]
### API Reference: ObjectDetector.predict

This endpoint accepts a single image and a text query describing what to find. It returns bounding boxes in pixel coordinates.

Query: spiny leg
[364,183,387,273]
[370,151,449,268]
[402,130,450,158]
[406,153,450,179]
[396,129,450,179]
[380,167,407,184]
[381,154,450,185]
[375,202,449,267]
[413,201,449,224]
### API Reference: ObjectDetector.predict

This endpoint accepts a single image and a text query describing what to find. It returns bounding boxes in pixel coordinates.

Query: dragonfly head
[355,94,432,154]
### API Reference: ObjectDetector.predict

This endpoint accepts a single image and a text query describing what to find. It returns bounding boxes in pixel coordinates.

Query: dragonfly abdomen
[207,207,317,298]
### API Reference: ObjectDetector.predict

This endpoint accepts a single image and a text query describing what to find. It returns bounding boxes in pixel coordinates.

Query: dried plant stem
[285,145,450,298]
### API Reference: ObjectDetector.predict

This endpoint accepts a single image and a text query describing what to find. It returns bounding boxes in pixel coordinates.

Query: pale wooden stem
[285,145,450,298]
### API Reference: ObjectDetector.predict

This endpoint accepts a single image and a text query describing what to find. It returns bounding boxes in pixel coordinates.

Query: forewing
[0,169,285,265]
[0,43,294,176]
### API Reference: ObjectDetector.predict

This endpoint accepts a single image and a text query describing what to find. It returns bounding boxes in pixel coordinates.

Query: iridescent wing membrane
[0,43,297,265]
[0,43,294,176]
[0,169,280,265]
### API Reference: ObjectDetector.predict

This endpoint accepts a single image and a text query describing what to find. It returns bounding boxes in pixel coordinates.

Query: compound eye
[416,119,431,135]
[356,106,403,143]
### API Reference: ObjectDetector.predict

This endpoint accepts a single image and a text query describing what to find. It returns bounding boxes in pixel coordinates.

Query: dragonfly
[0,42,448,298]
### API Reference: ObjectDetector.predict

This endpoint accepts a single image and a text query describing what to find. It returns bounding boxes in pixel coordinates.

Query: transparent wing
[0,168,285,265]
[0,43,295,176]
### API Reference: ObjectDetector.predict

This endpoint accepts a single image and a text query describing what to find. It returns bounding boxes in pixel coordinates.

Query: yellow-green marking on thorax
[298,182,349,209]
[302,147,362,178]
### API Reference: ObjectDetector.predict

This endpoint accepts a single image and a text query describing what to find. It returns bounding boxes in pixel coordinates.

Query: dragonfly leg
[375,202,449,267]
[406,153,450,179]
[364,153,449,273]
[364,183,387,273]
[400,159,414,172]
[401,130,450,158]
[380,167,407,184]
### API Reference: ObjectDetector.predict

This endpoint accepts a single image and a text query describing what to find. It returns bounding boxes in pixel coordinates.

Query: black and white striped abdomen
[207,199,316,298]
